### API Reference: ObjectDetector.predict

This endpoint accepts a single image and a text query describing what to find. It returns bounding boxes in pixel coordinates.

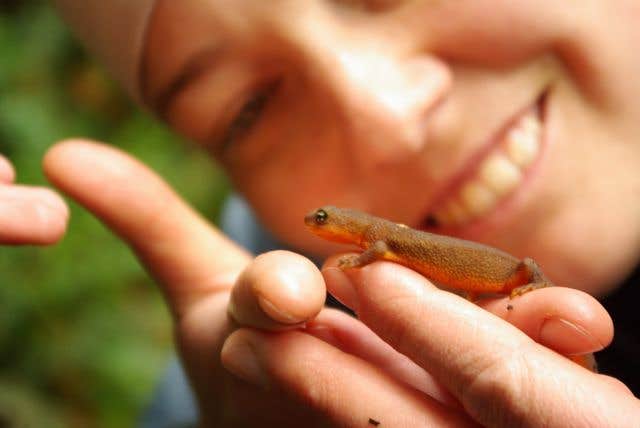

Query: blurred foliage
[0,1,230,426]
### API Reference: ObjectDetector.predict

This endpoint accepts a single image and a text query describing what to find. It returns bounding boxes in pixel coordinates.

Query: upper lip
[418,90,547,228]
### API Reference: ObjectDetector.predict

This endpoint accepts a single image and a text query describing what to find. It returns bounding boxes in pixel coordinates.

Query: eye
[220,80,279,150]
[314,209,329,225]
[331,0,398,13]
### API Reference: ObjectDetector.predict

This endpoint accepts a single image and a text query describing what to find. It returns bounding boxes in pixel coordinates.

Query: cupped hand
[0,154,67,245]
[43,140,637,427]
[219,255,637,427]
[44,140,457,426]
[319,258,638,427]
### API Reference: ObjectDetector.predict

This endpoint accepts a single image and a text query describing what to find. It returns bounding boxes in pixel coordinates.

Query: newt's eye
[314,209,328,225]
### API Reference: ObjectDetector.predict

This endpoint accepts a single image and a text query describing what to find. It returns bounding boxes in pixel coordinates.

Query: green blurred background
[0,1,230,426]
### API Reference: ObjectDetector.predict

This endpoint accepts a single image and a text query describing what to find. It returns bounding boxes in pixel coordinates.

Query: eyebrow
[149,45,226,121]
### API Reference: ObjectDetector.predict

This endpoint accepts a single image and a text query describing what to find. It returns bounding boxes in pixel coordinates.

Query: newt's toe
[509,281,551,299]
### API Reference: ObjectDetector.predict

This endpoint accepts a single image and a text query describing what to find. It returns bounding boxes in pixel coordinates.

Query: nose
[305,37,452,165]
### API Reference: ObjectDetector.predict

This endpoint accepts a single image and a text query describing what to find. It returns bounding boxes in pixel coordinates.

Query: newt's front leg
[338,240,389,269]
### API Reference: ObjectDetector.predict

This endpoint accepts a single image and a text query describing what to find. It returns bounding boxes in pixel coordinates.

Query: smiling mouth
[426,94,546,228]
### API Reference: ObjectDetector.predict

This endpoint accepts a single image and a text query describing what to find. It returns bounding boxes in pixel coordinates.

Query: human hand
[219,255,638,427]
[44,140,462,426]
[314,259,637,427]
[43,140,636,427]
[0,154,67,245]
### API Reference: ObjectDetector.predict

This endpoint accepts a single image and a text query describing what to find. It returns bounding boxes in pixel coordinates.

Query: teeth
[431,110,542,227]
[460,181,496,216]
[478,153,522,196]
[506,127,539,168]
[520,114,541,134]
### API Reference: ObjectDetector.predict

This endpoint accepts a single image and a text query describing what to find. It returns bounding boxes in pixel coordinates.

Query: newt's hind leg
[338,240,389,270]
[509,258,554,298]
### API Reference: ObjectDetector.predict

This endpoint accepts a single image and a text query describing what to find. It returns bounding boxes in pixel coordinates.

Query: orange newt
[304,205,598,371]
[304,205,552,298]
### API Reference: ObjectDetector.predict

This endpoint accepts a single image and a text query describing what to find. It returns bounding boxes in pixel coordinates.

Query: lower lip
[421,91,551,238]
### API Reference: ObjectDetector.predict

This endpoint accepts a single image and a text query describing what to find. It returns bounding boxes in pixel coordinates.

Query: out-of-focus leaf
[0,1,230,427]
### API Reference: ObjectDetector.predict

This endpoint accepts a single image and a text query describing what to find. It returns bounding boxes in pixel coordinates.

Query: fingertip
[0,155,15,183]
[480,287,614,354]
[0,186,69,245]
[598,374,635,396]
[43,138,173,232]
[43,139,117,189]
[253,251,326,324]
[321,262,359,311]
[35,188,70,244]
[229,251,326,329]
[44,138,95,172]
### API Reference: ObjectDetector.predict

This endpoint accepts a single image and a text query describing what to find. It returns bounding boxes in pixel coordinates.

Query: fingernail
[37,190,69,219]
[539,317,604,354]
[221,334,270,388]
[30,189,70,236]
[36,198,68,224]
[0,156,15,183]
[258,295,306,325]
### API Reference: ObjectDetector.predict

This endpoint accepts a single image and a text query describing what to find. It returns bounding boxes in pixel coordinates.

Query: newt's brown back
[364,220,527,293]
[305,206,531,294]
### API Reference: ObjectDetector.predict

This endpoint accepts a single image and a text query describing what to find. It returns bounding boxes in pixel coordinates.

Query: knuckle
[273,339,349,422]
[367,292,425,348]
[461,348,540,427]
[289,350,335,409]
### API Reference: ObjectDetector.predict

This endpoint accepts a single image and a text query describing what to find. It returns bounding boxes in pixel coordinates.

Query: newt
[304,205,552,298]
[304,205,598,372]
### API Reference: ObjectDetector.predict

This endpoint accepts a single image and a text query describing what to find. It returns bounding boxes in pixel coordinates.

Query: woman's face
[141,0,640,294]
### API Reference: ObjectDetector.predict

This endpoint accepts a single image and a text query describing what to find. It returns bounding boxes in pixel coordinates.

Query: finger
[477,287,612,355]
[326,254,612,356]
[0,155,15,183]
[306,308,458,407]
[228,250,326,330]
[323,260,639,427]
[221,328,475,427]
[43,139,250,317]
[0,184,68,245]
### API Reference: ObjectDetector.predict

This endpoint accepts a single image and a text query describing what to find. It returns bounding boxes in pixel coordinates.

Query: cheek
[230,136,358,251]
[225,84,374,250]
[501,81,640,293]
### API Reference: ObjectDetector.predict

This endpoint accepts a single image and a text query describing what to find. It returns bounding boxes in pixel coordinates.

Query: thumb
[227,250,326,330]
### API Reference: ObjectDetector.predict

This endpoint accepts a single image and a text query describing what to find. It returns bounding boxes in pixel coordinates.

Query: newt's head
[304,206,370,245]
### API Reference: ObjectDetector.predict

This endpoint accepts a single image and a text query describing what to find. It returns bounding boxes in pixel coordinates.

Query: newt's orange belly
[382,250,527,295]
